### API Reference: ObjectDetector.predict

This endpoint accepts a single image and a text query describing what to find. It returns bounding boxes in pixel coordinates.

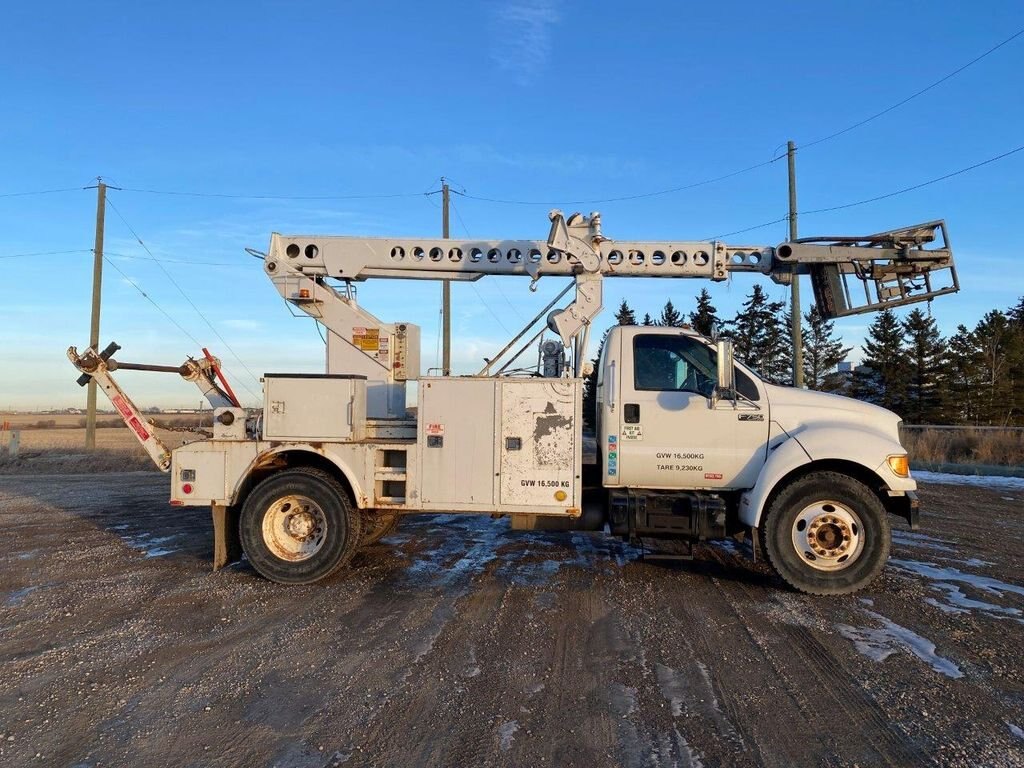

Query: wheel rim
[262,494,328,562]
[790,500,864,572]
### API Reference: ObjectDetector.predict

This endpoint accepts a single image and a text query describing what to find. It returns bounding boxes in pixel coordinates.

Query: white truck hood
[763,383,903,443]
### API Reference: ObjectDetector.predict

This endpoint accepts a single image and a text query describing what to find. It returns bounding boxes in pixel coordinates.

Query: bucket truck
[69,210,957,594]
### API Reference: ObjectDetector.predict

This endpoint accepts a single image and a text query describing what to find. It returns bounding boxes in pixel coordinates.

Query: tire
[239,467,363,584]
[759,471,890,596]
[359,512,400,547]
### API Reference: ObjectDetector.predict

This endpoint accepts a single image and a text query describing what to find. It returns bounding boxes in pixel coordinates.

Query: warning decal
[352,327,380,351]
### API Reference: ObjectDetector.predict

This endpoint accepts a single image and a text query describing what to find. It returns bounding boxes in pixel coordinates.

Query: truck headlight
[887,454,910,477]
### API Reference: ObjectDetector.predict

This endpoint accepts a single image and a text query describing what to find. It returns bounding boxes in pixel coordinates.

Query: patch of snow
[609,682,638,718]
[837,609,963,679]
[891,531,958,554]
[891,558,1024,620]
[1008,722,1024,741]
[673,727,705,768]
[930,583,1021,618]
[120,531,182,558]
[655,664,686,717]
[913,470,1024,490]
[5,586,38,606]
[923,597,968,615]
[497,720,519,752]
[890,559,1024,598]
[859,597,874,606]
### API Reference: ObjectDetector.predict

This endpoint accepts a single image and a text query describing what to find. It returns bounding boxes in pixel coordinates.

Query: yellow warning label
[352,327,380,351]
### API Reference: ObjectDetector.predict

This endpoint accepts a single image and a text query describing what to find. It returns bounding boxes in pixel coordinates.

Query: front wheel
[239,467,363,584]
[759,471,890,595]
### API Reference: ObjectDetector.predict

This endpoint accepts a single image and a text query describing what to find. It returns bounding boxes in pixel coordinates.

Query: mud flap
[887,490,920,531]
[211,503,241,570]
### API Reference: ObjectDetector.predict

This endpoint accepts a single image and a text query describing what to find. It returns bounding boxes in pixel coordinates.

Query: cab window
[632,334,760,400]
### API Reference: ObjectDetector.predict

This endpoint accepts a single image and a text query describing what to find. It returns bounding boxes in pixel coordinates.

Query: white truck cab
[596,325,916,593]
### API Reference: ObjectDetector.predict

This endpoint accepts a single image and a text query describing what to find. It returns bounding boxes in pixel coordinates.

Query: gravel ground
[1,472,1023,767]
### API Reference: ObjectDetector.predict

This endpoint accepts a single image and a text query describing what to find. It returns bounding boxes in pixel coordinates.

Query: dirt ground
[1,473,1023,767]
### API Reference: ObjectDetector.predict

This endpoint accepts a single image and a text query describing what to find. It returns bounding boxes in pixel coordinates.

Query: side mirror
[715,338,736,402]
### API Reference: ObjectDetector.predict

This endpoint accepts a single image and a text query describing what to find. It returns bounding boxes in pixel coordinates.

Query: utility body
[69,210,956,594]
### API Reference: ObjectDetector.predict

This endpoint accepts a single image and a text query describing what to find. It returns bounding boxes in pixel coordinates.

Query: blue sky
[2,1,1023,408]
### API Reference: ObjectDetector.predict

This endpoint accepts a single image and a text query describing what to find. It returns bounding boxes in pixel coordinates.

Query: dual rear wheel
[239,468,401,584]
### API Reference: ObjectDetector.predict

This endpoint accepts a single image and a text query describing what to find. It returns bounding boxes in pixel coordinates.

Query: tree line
[582,287,1024,427]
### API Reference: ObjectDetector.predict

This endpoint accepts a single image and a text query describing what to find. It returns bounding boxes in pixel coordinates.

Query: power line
[445,196,526,336]
[801,27,1024,149]
[0,187,85,199]
[0,249,92,260]
[104,195,263,401]
[801,143,1024,215]
[105,250,243,267]
[448,27,1024,208]
[455,158,782,207]
[709,217,790,240]
[102,255,206,349]
[709,142,1024,240]
[119,187,431,201]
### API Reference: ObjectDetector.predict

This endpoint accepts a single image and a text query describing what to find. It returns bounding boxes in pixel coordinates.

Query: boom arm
[264,210,956,376]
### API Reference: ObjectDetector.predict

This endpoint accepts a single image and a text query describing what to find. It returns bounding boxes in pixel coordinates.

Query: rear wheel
[359,511,400,547]
[239,467,363,584]
[759,471,890,595]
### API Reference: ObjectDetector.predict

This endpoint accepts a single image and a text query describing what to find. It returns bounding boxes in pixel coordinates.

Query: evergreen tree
[657,299,684,327]
[1004,296,1024,423]
[641,312,654,326]
[850,308,909,413]
[945,324,982,424]
[901,309,947,424]
[801,304,852,392]
[614,299,636,325]
[973,310,1017,425]
[689,288,718,337]
[728,285,791,385]
[582,333,606,430]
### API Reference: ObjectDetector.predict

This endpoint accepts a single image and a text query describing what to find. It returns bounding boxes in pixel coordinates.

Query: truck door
[614,332,769,490]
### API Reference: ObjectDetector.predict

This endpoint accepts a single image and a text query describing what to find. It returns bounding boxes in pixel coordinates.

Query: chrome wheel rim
[791,500,864,572]
[262,494,327,561]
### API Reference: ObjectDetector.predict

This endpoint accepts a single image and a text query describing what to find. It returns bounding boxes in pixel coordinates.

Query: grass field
[0,414,210,473]
[902,428,1024,467]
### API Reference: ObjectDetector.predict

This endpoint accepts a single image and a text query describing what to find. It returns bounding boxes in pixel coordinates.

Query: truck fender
[229,445,368,509]
[739,425,907,528]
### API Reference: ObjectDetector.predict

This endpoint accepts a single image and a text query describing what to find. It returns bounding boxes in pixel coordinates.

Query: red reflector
[170,500,185,506]
[182,483,194,494]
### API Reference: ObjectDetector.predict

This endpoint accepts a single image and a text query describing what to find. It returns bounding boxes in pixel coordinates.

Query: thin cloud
[491,0,560,85]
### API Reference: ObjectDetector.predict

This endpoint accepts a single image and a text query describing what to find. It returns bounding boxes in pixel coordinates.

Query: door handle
[624,403,640,424]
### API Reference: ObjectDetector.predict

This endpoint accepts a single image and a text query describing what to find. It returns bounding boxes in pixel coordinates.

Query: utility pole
[85,180,107,449]
[441,179,451,376]
[787,141,804,388]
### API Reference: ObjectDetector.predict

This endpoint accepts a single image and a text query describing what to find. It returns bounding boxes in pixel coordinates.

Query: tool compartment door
[498,379,580,509]
[418,379,497,508]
